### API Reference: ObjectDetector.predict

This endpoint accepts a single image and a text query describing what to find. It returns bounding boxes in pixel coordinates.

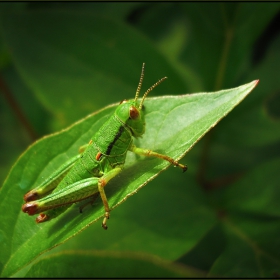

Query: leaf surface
[24,250,205,277]
[0,80,258,276]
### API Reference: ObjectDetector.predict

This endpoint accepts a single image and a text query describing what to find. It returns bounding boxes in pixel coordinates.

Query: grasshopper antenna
[139,76,167,110]
[135,63,145,104]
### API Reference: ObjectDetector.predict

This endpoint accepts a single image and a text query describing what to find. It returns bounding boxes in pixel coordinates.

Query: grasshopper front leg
[22,167,122,229]
[129,145,187,172]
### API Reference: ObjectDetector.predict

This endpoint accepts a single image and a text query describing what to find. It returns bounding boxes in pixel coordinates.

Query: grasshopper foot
[36,213,48,223]
[181,164,188,173]
[102,212,110,230]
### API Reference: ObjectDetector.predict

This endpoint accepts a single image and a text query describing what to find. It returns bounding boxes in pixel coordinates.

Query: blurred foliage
[0,2,279,278]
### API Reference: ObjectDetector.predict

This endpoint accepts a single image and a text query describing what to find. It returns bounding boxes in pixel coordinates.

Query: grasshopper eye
[120,99,128,104]
[129,106,139,120]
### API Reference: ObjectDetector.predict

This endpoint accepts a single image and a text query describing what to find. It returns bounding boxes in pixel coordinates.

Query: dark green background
[0,2,279,278]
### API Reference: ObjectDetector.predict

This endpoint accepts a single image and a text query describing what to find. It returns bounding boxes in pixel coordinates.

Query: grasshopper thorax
[115,63,167,138]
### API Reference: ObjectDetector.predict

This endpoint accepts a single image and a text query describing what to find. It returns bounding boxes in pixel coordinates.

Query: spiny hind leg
[22,177,100,222]
[98,167,122,230]
[36,190,100,224]
[36,193,100,223]
[24,167,122,229]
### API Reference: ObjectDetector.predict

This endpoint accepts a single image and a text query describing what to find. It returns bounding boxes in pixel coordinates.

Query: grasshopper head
[115,63,167,138]
[115,99,145,137]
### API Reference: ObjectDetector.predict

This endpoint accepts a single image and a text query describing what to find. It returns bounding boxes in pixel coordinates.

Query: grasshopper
[22,63,187,229]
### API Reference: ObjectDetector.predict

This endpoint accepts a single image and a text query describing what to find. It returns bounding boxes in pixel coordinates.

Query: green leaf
[0,80,258,277]
[179,2,279,89]
[199,32,280,180]
[0,9,195,126]
[24,250,205,277]
[208,159,280,277]
[178,159,280,277]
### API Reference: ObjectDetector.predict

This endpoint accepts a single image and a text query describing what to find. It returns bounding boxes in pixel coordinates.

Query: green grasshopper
[22,63,187,229]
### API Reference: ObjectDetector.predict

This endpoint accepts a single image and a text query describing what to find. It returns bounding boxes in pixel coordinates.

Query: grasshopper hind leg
[35,194,99,223]
[35,196,98,224]
[36,193,99,223]
[25,166,123,229]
